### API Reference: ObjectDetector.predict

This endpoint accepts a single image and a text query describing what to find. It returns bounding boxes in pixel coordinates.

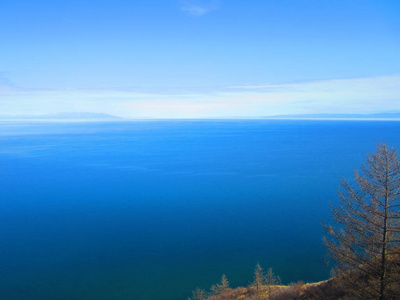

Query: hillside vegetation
[189,144,400,300]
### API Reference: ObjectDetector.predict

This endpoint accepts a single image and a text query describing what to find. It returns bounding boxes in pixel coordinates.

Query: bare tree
[264,268,281,286]
[251,263,265,294]
[188,287,207,300]
[324,144,400,299]
[265,268,281,297]
[210,274,230,296]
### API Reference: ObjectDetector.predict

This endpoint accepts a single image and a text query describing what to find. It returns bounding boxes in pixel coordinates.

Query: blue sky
[1,0,399,118]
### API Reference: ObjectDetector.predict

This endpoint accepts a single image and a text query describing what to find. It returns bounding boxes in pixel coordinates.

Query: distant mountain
[266,113,400,119]
[0,112,122,120]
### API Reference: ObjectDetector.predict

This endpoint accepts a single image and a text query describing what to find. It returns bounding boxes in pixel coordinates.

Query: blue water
[0,120,399,299]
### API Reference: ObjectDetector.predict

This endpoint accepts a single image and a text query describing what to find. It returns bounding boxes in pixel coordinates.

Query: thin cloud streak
[179,0,219,16]
[0,75,399,118]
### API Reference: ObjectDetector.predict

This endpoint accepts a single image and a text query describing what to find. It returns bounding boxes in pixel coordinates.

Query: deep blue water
[0,120,399,300]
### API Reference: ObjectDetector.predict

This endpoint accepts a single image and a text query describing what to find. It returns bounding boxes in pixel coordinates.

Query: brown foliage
[189,145,400,300]
[324,144,400,299]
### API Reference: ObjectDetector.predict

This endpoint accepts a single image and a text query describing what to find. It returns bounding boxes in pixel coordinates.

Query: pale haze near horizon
[1,0,399,118]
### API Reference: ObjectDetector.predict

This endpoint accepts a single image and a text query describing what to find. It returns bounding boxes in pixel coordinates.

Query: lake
[0,119,399,299]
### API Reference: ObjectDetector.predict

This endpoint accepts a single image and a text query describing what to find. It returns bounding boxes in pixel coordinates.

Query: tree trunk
[379,168,390,300]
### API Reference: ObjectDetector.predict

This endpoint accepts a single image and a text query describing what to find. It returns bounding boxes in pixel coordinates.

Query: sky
[1,0,399,118]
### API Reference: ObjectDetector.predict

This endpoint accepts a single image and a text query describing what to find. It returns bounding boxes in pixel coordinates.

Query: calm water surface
[0,120,399,299]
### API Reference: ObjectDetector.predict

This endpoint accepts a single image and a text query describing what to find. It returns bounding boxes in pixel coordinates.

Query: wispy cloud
[1,75,399,118]
[179,0,219,16]
[0,72,13,86]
